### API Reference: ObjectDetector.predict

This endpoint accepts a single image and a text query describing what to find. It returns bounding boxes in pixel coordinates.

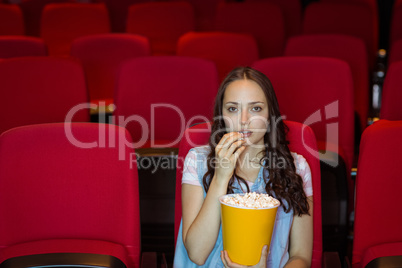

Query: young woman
[174,67,313,268]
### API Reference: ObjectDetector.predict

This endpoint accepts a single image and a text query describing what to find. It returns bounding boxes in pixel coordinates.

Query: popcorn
[221,192,280,209]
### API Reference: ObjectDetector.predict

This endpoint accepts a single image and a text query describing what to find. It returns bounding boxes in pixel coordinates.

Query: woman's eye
[252,107,262,112]
[228,107,238,112]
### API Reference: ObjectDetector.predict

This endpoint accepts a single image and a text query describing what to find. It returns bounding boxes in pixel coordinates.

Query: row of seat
[0,0,301,37]
[0,118,400,268]
[0,1,285,57]
[0,54,381,212]
[1,52,399,214]
[0,32,372,130]
[0,0,384,64]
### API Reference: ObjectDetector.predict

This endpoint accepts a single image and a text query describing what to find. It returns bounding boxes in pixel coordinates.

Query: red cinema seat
[0,4,24,35]
[252,57,355,211]
[177,31,259,82]
[284,34,369,131]
[352,120,402,267]
[320,0,379,52]
[19,0,74,37]
[303,2,377,69]
[70,33,151,112]
[0,123,141,268]
[388,38,402,65]
[246,0,302,37]
[0,36,46,58]
[380,61,402,120]
[103,0,152,33]
[0,57,90,135]
[174,121,327,268]
[390,0,402,46]
[180,0,224,31]
[215,2,285,58]
[126,2,195,55]
[40,3,110,56]
[114,56,219,149]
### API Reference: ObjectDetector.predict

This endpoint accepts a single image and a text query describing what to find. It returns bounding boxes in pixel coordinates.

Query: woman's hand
[220,245,268,268]
[214,132,246,184]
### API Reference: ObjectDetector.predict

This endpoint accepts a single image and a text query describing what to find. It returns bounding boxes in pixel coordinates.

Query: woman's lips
[239,130,252,138]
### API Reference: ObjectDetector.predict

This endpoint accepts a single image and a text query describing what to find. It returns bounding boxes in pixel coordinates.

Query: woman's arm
[284,196,314,268]
[182,132,246,265]
[182,178,227,265]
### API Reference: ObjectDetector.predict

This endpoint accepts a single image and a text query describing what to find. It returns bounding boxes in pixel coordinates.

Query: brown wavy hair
[202,67,309,216]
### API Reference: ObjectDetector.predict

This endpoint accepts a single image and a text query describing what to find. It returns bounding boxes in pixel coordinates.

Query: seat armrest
[344,256,352,268]
[323,251,342,268]
[141,252,167,268]
[160,253,167,268]
[0,253,127,268]
[365,256,402,268]
[141,252,157,268]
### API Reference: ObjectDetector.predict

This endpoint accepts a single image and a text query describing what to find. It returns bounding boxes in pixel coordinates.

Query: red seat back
[0,57,89,135]
[40,3,110,56]
[320,0,378,50]
[19,0,74,36]
[0,123,141,268]
[177,31,259,82]
[388,39,402,65]
[114,56,219,148]
[103,0,151,32]
[284,34,369,131]
[247,0,302,37]
[71,33,151,103]
[215,2,285,58]
[174,121,323,267]
[353,120,402,266]
[0,36,47,58]
[303,2,377,69]
[390,1,402,45]
[0,4,24,35]
[380,61,402,120]
[126,2,195,55]
[181,0,224,31]
[252,56,355,208]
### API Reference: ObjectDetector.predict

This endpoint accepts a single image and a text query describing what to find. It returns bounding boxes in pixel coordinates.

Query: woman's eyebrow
[248,101,265,105]
[224,101,239,105]
[224,101,265,105]
[225,101,265,105]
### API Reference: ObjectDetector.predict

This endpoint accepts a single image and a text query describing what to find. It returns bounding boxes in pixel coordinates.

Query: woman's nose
[240,110,249,125]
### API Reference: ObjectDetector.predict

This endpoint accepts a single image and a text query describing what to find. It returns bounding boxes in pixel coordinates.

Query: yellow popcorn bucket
[219,193,279,266]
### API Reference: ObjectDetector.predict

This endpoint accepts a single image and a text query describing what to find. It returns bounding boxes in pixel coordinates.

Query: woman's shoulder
[290,152,313,196]
[290,152,310,173]
[188,145,211,158]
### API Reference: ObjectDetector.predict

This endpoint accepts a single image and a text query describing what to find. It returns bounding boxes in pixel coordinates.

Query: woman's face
[222,79,269,147]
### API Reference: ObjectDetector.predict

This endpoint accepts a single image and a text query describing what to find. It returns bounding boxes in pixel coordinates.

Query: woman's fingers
[221,251,228,268]
[221,247,268,268]
[216,132,238,148]
[216,134,245,160]
[232,143,246,161]
[216,132,243,154]
[222,250,246,268]
[257,245,268,267]
[225,139,246,157]
[214,132,245,182]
